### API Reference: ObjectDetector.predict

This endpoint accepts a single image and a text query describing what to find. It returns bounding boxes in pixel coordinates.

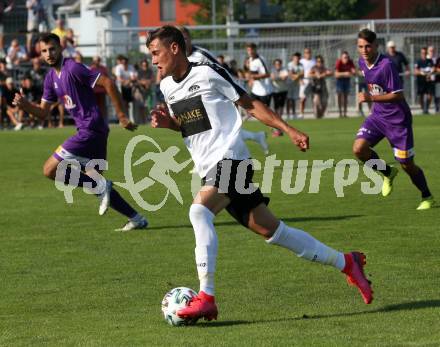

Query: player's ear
[170,42,179,55]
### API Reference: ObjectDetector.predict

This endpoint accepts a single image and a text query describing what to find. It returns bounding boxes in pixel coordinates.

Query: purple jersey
[42,58,108,134]
[358,54,412,125]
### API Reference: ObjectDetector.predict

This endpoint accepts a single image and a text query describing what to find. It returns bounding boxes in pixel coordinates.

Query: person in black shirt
[414,47,435,114]
[385,41,410,85]
[2,77,24,129]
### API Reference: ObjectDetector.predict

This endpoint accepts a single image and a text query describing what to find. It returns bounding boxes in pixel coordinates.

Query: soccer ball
[161,287,199,326]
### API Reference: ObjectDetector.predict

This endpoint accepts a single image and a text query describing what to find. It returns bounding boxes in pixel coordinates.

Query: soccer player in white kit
[147,26,373,321]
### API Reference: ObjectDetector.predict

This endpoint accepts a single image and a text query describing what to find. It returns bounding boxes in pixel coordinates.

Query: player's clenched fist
[287,127,309,152]
[358,92,372,103]
[151,105,179,130]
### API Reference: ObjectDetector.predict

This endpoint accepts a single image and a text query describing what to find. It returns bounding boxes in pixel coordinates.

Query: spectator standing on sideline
[114,55,136,120]
[216,54,231,73]
[26,0,46,53]
[385,41,410,85]
[335,51,356,118]
[90,56,109,120]
[271,58,289,120]
[286,52,303,119]
[309,55,332,119]
[6,39,28,67]
[0,1,13,54]
[51,19,67,43]
[133,59,155,124]
[427,45,437,64]
[2,77,24,130]
[299,48,316,118]
[415,47,435,114]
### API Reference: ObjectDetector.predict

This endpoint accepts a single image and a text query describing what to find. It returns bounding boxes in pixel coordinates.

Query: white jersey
[248,55,273,96]
[188,45,218,65]
[160,62,250,177]
[299,58,316,81]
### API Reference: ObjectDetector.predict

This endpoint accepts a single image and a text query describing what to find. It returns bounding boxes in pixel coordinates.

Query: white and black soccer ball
[161,287,199,326]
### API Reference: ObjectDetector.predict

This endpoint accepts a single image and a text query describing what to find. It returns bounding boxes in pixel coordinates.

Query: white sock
[189,204,217,295]
[240,129,259,142]
[266,221,345,270]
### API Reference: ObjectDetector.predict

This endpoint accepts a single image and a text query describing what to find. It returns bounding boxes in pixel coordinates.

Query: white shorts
[53,146,93,169]
[299,80,312,99]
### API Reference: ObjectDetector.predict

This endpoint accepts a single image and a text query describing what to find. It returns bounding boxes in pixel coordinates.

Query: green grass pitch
[0,116,439,346]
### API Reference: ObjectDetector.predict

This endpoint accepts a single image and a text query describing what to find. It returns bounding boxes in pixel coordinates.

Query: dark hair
[274,58,282,64]
[293,52,301,58]
[341,51,349,56]
[178,26,190,37]
[146,25,186,53]
[358,28,377,43]
[246,42,257,50]
[38,33,61,46]
[315,55,324,62]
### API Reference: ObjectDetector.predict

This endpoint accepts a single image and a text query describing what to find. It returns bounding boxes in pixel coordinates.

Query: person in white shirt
[270,58,289,119]
[147,25,373,322]
[286,52,304,119]
[246,43,273,106]
[114,55,137,118]
[299,48,316,118]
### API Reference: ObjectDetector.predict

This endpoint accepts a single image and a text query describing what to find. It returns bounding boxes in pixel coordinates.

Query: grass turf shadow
[195,299,440,327]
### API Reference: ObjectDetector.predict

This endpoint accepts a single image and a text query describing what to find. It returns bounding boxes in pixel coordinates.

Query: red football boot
[342,252,373,304]
[177,291,218,321]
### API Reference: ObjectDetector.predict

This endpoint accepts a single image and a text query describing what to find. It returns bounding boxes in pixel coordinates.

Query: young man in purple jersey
[13,33,148,231]
[354,29,434,210]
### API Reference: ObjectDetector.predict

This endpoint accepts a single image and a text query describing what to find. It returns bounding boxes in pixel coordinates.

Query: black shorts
[417,81,434,96]
[202,159,270,227]
[251,93,272,107]
[272,91,287,109]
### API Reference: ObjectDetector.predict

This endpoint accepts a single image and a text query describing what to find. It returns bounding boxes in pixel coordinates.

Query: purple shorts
[356,116,414,163]
[53,130,108,165]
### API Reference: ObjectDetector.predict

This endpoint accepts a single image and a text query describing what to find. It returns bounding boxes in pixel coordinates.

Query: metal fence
[100,18,440,114]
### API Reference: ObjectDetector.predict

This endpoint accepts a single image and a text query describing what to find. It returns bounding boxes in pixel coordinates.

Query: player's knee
[189,204,214,226]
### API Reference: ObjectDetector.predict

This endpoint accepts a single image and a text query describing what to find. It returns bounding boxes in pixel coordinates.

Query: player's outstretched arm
[237,94,309,151]
[150,104,180,132]
[95,74,137,131]
[13,93,51,119]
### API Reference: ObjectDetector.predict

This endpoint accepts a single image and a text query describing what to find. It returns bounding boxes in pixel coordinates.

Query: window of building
[160,0,176,21]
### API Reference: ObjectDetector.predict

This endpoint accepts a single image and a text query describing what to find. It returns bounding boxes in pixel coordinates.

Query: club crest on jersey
[368,83,384,96]
[63,95,76,110]
[188,84,200,93]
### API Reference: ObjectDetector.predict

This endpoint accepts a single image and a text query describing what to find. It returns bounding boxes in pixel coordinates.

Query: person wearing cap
[1,77,24,130]
[385,41,410,86]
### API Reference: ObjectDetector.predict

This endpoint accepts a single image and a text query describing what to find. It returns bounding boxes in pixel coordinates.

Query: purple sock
[410,169,432,198]
[110,189,138,218]
[366,150,392,176]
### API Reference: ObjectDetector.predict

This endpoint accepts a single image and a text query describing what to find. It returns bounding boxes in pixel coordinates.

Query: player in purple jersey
[354,29,434,210]
[13,33,148,230]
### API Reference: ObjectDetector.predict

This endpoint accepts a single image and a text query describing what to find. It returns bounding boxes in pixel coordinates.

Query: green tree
[272,0,375,22]
[406,0,440,17]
